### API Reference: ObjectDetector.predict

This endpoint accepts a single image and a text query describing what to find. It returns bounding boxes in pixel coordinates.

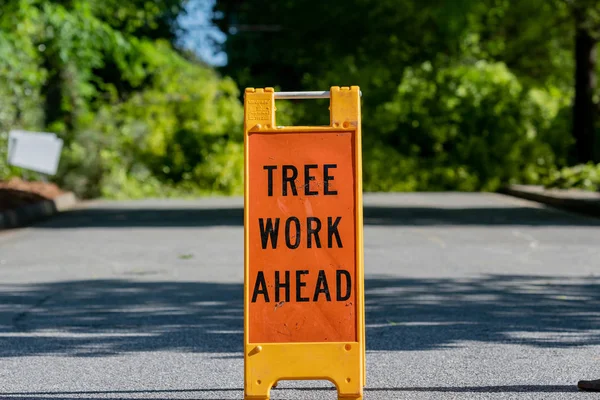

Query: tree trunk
[573,24,597,163]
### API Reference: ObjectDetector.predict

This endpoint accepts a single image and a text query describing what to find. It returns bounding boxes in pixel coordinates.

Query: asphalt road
[1,193,600,400]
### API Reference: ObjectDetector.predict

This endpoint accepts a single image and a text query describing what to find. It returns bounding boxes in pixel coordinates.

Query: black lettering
[307,217,322,248]
[263,165,277,197]
[324,164,338,195]
[259,218,280,249]
[328,217,343,248]
[296,270,309,302]
[282,165,298,196]
[275,270,290,302]
[251,271,270,303]
[313,270,331,301]
[304,164,318,195]
[336,270,351,301]
[285,217,301,249]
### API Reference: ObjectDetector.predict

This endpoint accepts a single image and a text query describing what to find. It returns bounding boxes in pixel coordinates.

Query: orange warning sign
[243,86,365,400]
[248,132,357,343]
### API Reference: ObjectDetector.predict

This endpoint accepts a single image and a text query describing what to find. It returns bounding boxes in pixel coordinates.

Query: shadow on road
[0,280,243,357]
[36,202,600,229]
[0,275,599,357]
[366,274,600,351]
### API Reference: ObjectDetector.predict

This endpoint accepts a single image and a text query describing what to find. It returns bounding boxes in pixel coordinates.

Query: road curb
[501,184,600,218]
[0,192,78,230]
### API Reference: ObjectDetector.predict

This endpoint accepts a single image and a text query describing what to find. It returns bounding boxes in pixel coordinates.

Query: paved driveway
[0,193,599,399]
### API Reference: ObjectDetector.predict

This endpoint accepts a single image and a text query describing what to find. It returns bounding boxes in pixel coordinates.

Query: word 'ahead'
[251,269,351,303]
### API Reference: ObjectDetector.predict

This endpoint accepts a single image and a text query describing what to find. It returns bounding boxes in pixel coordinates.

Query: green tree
[0,0,245,198]
[566,0,600,163]
[371,61,567,191]
[212,0,580,190]
[213,0,474,116]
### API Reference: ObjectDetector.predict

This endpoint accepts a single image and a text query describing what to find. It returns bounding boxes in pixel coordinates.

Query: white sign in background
[7,130,63,175]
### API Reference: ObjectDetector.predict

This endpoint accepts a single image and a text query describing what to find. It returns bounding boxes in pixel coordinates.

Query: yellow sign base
[245,342,363,399]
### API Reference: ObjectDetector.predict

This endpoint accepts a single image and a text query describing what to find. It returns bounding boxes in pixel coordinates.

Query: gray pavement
[0,193,600,399]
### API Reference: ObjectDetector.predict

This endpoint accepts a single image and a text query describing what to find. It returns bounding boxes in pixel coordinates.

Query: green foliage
[1,0,597,197]
[215,0,479,129]
[568,0,600,38]
[213,0,592,194]
[362,146,420,192]
[544,162,600,190]
[0,1,47,179]
[91,0,188,40]
[464,0,574,89]
[59,41,243,198]
[0,0,244,198]
[213,0,579,120]
[368,61,569,191]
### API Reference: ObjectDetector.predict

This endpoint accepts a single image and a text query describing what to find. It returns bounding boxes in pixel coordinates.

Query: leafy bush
[369,61,570,191]
[0,1,244,198]
[0,6,47,180]
[0,1,585,199]
[57,41,244,198]
[543,163,600,191]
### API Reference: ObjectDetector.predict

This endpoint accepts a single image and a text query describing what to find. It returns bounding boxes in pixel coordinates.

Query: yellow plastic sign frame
[243,86,365,400]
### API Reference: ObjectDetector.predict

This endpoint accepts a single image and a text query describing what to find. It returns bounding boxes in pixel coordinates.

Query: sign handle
[274,90,363,100]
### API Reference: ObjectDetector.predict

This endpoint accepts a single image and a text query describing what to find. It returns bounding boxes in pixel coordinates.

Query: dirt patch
[0,178,65,212]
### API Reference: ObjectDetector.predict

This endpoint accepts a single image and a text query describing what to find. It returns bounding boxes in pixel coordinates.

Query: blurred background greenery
[1,0,599,198]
